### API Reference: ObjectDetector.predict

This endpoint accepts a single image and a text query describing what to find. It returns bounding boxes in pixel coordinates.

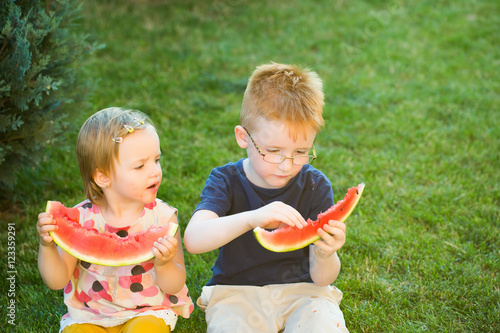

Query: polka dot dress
[59,199,193,331]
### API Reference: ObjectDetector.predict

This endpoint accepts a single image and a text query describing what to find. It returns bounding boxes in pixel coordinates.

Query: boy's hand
[251,201,308,230]
[313,220,346,258]
[153,235,178,266]
[37,212,58,246]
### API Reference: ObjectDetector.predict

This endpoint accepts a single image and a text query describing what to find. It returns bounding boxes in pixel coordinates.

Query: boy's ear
[234,125,249,149]
[94,169,110,189]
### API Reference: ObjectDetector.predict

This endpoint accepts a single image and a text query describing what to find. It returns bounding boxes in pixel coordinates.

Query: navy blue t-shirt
[195,158,334,286]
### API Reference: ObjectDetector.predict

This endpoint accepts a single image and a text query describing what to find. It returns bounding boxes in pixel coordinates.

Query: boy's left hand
[152,235,178,266]
[313,220,346,258]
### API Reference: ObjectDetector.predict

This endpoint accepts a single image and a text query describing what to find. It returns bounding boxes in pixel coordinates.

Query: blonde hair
[76,107,153,204]
[241,62,325,137]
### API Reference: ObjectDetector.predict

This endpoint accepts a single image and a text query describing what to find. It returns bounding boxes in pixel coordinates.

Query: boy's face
[240,119,316,189]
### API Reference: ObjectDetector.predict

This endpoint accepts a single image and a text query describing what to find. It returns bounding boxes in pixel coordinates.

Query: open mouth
[147,183,158,189]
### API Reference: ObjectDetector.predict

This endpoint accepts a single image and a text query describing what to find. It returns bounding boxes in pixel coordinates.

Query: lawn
[1,0,499,332]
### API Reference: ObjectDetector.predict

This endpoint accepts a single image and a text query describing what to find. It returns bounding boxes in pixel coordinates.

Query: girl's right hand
[251,201,308,230]
[37,212,58,246]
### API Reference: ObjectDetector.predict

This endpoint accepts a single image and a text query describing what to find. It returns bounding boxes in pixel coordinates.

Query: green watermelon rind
[253,228,321,252]
[253,183,365,253]
[47,201,179,266]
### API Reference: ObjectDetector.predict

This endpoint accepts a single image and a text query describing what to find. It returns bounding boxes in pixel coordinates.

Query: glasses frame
[243,127,317,165]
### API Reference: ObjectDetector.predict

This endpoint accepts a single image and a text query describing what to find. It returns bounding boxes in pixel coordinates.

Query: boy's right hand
[37,212,58,246]
[251,201,308,230]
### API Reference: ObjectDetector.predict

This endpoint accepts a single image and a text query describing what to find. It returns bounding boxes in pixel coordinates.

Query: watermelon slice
[46,201,179,266]
[254,183,365,252]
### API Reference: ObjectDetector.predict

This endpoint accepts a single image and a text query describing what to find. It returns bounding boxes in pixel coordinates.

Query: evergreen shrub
[0,0,96,189]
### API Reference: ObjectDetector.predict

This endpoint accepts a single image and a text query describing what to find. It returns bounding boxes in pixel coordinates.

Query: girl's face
[241,119,316,189]
[107,125,162,205]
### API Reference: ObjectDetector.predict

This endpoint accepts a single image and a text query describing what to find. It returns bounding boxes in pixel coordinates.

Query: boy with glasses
[184,62,349,332]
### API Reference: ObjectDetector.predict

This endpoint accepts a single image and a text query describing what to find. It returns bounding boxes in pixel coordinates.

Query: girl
[37,107,193,332]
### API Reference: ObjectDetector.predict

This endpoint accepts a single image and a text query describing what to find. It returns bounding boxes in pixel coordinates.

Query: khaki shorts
[197,283,348,333]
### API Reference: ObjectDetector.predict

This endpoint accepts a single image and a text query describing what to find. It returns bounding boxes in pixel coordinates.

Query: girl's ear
[235,125,249,149]
[94,169,110,189]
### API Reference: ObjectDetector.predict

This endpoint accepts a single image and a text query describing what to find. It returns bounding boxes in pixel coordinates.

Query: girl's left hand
[152,235,178,265]
[313,220,346,258]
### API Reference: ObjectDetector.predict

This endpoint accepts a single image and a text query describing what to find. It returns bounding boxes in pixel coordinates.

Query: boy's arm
[184,202,308,254]
[309,248,341,287]
[309,220,346,286]
[184,209,256,254]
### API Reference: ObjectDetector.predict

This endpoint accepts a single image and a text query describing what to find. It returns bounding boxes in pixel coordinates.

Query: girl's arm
[153,228,187,295]
[309,220,346,286]
[184,202,308,254]
[37,213,78,290]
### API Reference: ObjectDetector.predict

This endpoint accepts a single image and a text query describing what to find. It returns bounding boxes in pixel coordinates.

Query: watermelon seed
[116,230,129,238]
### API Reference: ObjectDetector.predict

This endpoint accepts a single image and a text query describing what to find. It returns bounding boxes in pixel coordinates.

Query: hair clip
[112,137,123,143]
[134,117,144,125]
[124,125,135,133]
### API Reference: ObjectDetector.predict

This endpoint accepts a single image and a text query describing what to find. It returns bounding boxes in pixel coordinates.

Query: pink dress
[59,199,194,332]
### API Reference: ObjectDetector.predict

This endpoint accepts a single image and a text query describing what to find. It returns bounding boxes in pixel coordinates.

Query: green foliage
[0,0,97,190]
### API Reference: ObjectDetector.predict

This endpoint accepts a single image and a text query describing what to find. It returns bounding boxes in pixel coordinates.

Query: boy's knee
[123,316,170,333]
[283,296,348,333]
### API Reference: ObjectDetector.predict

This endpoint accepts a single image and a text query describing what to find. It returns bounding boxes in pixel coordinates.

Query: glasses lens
[262,154,314,165]
[263,154,285,164]
[292,156,312,165]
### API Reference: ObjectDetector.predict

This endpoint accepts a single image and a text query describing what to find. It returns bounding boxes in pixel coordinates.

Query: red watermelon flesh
[254,183,365,252]
[46,201,178,266]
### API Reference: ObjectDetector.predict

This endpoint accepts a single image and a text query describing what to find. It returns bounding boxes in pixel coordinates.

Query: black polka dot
[131,265,146,276]
[168,295,179,304]
[82,202,93,209]
[116,230,129,237]
[92,281,104,292]
[130,282,143,292]
[80,261,91,269]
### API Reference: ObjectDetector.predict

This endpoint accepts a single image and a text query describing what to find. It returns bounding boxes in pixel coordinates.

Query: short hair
[241,62,325,138]
[76,107,153,204]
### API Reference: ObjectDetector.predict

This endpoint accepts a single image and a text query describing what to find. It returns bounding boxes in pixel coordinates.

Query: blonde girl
[37,107,193,332]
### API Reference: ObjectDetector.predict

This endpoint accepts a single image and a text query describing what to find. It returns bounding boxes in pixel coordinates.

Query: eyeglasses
[243,127,316,165]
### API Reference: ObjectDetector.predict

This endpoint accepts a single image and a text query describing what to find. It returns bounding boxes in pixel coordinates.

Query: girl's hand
[37,212,58,246]
[152,235,178,266]
[251,201,308,230]
[313,220,346,259]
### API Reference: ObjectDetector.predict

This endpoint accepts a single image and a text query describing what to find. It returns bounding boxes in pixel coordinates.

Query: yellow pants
[62,315,170,333]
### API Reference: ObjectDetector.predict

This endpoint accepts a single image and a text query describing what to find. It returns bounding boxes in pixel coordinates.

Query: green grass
[1,0,499,331]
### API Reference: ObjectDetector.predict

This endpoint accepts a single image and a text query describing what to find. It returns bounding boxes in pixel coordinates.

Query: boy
[184,62,349,332]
